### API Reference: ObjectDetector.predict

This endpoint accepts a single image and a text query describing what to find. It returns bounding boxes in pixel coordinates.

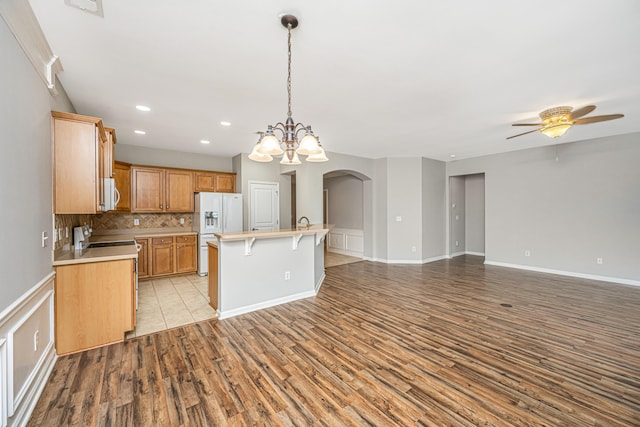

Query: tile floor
[127,252,364,338]
[126,274,216,338]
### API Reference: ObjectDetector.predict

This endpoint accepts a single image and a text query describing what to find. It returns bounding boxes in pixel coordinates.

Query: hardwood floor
[29,256,640,426]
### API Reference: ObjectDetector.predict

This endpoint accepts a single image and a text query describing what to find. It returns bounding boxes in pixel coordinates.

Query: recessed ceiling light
[220,121,231,126]
[134,130,146,135]
[200,140,211,144]
[449,154,456,158]
[136,105,151,112]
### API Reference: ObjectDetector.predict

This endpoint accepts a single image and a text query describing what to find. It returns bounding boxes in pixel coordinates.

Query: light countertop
[215,224,330,241]
[53,244,138,266]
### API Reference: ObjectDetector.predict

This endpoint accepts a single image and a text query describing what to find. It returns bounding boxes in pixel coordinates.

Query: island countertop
[215,224,331,241]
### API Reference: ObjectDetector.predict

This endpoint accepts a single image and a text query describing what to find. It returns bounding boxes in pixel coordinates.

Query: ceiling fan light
[297,131,321,155]
[541,124,572,138]
[257,133,283,155]
[248,143,273,162]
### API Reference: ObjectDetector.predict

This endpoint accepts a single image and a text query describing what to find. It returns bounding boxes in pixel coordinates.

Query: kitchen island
[208,226,329,319]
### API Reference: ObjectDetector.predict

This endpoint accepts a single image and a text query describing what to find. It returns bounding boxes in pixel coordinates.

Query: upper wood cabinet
[104,127,117,178]
[113,161,131,212]
[166,169,194,212]
[194,171,236,193]
[52,111,108,214]
[131,166,194,212]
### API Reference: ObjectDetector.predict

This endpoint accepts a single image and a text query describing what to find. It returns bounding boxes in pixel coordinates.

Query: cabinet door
[131,167,164,212]
[194,172,216,192]
[214,173,236,193]
[54,259,134,355]
[113,162,131,212]
[151,237,174,276]
[104,127,116,178]
[176,235,197,273]
[137,238,150,278]
[166,170,194,212]
[53,115,100,214]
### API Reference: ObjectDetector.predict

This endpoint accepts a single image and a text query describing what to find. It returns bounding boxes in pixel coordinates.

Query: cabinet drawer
[152,237,174,245]
[176,235,196,243]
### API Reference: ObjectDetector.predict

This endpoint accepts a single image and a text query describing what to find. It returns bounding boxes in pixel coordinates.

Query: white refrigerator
[194,192,243,275]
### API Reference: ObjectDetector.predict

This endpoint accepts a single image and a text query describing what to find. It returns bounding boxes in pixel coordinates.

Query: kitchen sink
[87,241,136,248]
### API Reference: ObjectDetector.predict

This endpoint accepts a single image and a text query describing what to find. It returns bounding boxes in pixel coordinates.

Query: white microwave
[102,178,121,211]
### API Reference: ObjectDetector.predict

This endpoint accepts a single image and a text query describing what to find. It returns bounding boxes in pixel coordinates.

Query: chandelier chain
[287,24,292,117]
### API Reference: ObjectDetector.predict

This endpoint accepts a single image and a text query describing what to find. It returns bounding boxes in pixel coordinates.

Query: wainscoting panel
[0,273,56,427]
[328,228,364,258]
[1,338,6,427]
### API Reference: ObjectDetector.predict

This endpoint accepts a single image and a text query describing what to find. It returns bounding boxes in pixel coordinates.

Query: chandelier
[249,14,328,164]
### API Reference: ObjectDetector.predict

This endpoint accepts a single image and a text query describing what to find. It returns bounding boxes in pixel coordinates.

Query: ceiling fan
[507,105,624,140]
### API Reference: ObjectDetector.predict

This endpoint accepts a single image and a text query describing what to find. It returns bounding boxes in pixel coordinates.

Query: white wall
[115,144,232,171]
[447,134,640,283]
[324,175,363,229]
[0,17,71,427]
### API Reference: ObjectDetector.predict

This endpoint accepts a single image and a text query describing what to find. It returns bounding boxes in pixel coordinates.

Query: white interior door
[249,181,279,231]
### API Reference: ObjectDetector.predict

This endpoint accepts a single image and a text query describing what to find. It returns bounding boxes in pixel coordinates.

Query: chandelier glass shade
[251,14,328,163]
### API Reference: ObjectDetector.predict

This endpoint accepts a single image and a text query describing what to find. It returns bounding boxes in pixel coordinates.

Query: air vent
[64,0,104,17]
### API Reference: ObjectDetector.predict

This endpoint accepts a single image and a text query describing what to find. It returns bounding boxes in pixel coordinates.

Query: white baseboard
[0,272,57,427]
[465,251,485,256]
[450,251,465,258]
[219,289,318,320]
[484,261,640,287]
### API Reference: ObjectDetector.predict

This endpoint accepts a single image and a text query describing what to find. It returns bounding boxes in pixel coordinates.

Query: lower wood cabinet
[55,259,135,355]
[176,235,197,273]
[151,236,175,276]
[141,233,197,279]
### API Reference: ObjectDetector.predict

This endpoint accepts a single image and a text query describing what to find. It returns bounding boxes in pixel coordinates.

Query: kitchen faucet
[298,216,310,229]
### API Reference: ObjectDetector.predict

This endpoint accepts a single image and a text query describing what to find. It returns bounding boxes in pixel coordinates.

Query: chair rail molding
[0,0,63,95]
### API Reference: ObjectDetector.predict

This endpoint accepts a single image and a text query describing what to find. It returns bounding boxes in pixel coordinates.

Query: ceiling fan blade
[512,123,544,127]
[506,128,541,140]
[569,105,596,120]
[573,114,624,124]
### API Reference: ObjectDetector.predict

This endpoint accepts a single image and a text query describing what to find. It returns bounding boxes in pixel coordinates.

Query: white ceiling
[29,0,640,162]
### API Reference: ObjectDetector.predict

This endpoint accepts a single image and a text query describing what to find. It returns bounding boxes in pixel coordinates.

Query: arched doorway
[323,170,370,267]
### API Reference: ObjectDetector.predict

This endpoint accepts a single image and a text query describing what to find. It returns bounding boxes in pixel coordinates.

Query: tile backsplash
[54,212,193,249]
[92,212,193,230]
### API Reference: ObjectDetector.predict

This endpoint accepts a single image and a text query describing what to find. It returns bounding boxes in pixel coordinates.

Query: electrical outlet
[180,218,185,225]
[41,231,48,248]
[34,330,39,351]
[134,219,140,226]
[597,257,603,265]
[524,250,531,257]
[284,271,291,280]
[455,240,459,247]
[411,246,416,252]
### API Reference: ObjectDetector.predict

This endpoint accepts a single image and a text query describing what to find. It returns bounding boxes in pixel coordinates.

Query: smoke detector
[64,0,104,17]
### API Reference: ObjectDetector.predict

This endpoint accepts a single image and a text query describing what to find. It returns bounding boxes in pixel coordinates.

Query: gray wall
[447,134,640,281]
[449,176,466,254]
[386,158,423,261]
[115,144,232,171]
[465,173,485,254]
[324,174,363,229]
[422,158,446,259]
[233,154,291,231]
[0,19,74,312]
